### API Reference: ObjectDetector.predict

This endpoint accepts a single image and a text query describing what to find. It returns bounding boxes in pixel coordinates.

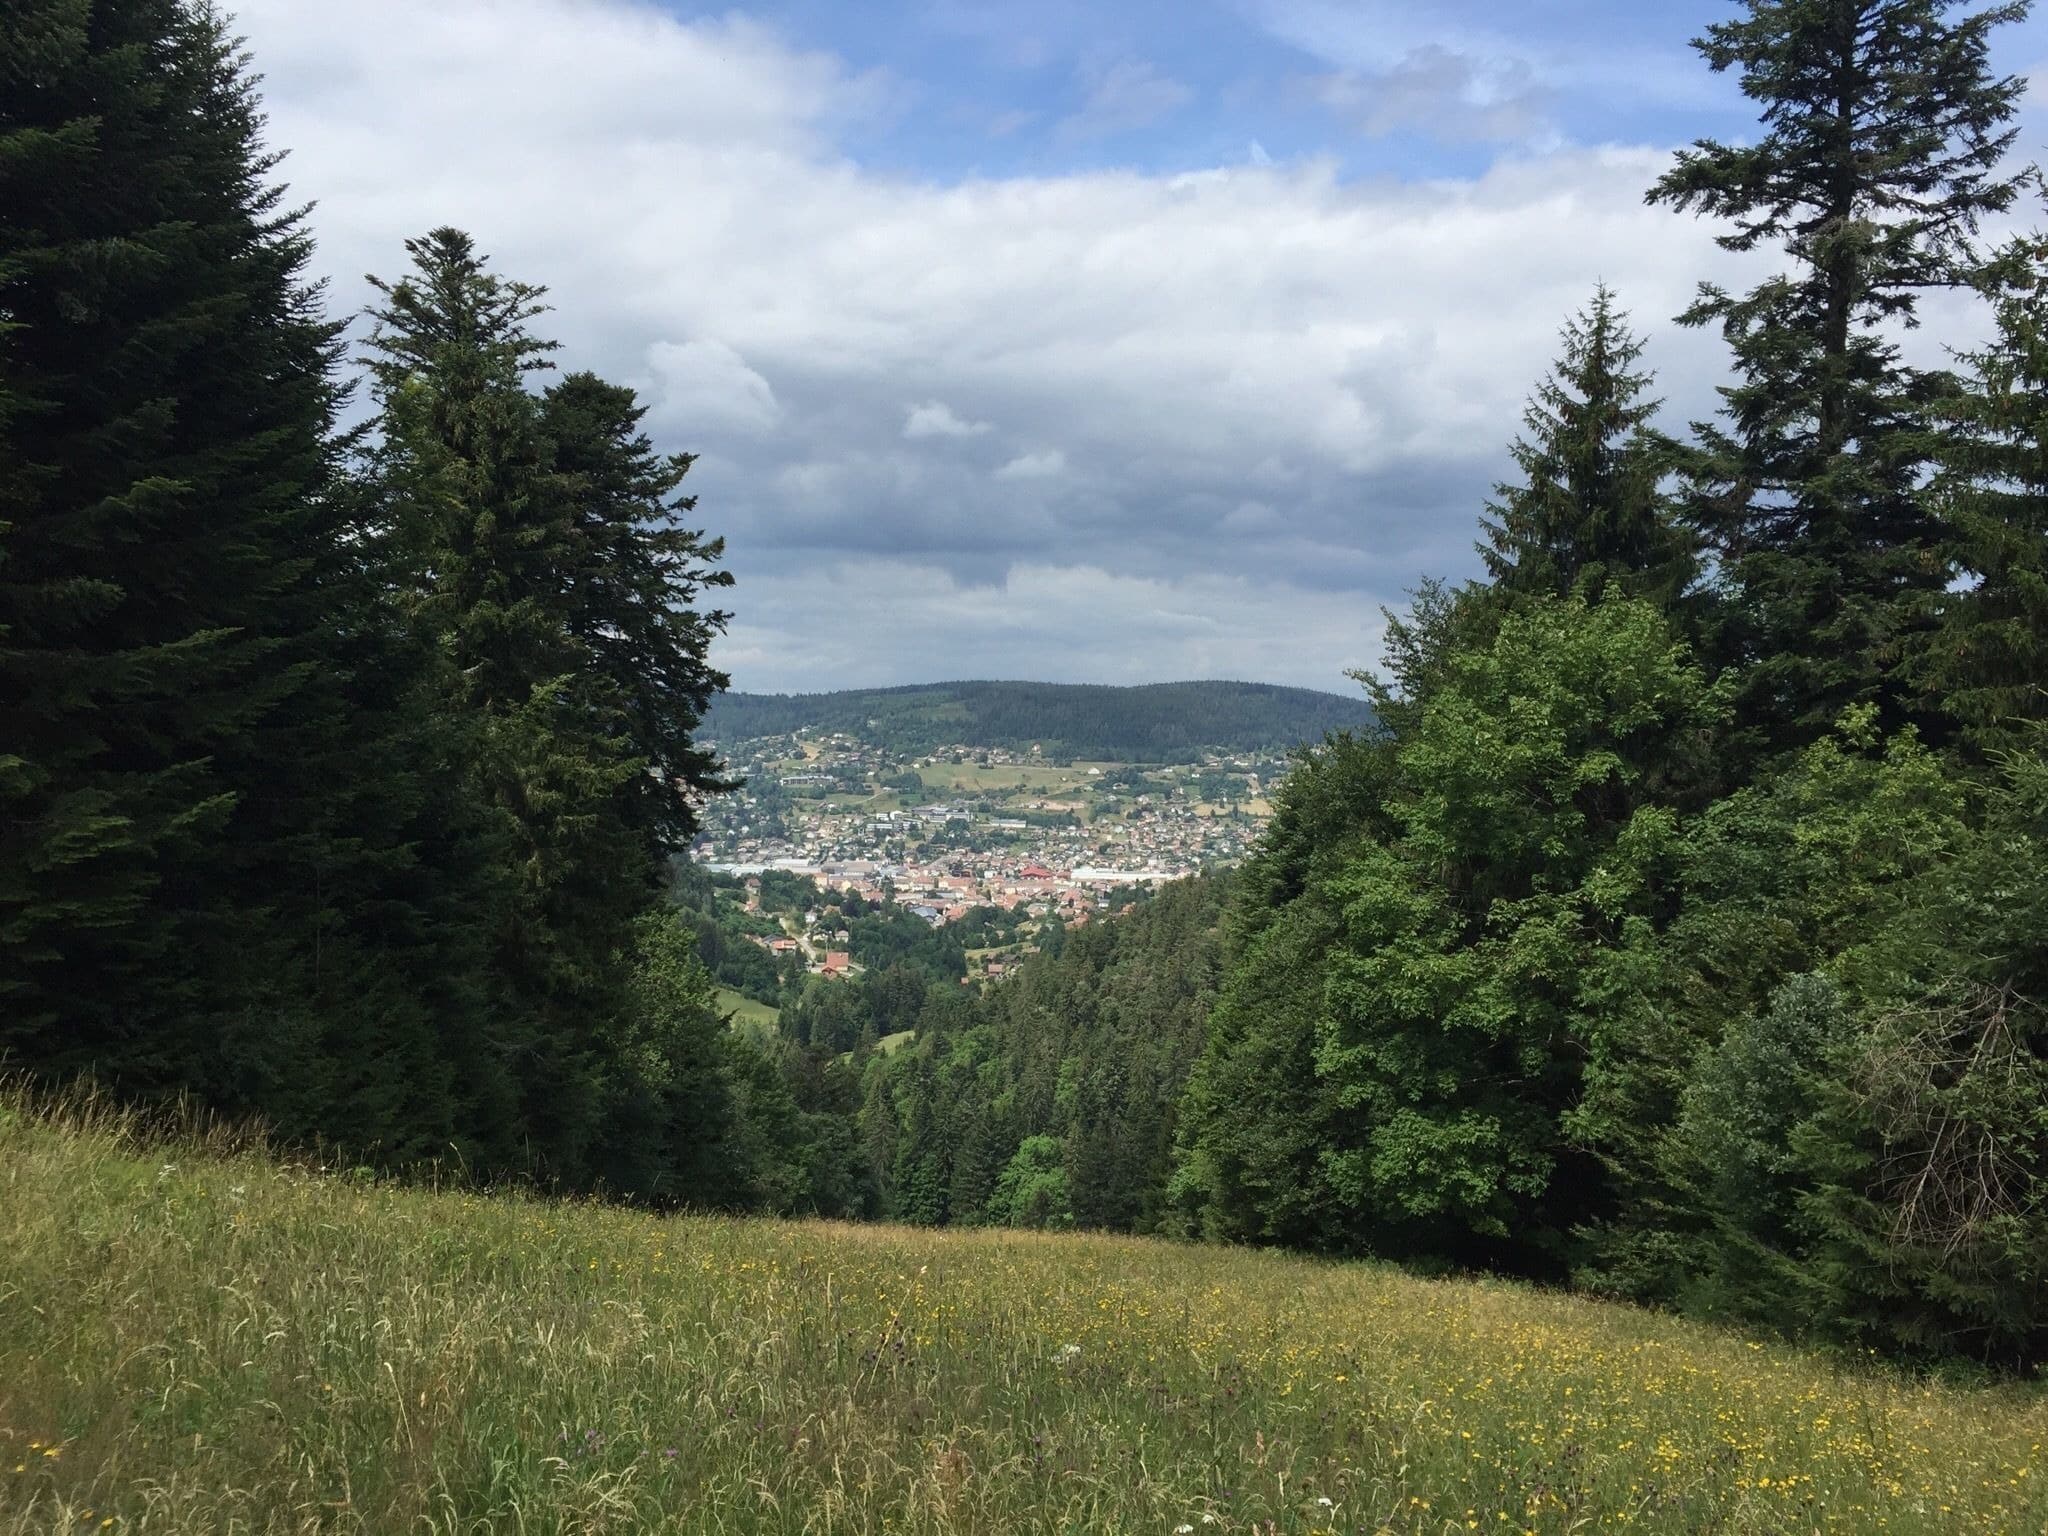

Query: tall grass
[1,1093,2041,1533]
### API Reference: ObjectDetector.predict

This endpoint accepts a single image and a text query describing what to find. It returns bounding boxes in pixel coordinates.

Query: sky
[232,0,2048,696]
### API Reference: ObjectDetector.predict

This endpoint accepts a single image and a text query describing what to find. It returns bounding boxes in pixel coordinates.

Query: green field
[714,987,781,1031]
[3,1100,2043,1534]
[915,762,1099,795]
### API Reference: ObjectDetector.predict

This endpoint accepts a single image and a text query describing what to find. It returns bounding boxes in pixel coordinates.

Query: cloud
[229,0,1789,693]
[644,340,781,436]
[1313,46,1556,143]
[1059,59,1194,141]
[714,559,1387,693]
[1246,0,1746,138]
[904,400,993,439]
[994,449,1068,480]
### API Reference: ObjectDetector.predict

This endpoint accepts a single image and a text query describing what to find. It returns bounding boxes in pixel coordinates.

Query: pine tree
[1479,286,1694,609]
[361,231,628,1180]
[945,1094,1000,1225]
[889,1061,950,1225]
[539,373,733,846]
[0,0,409,1117]
[1913,232,2048,749]
[1649,0,2033,750]
[361,232,736,1185]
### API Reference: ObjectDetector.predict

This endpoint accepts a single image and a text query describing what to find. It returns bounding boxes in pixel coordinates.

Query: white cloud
[904,400,993,439]
[227,0,1808,692]
[994,448,1068,480]
[1312,46,1556,144]
[644,340,781,436]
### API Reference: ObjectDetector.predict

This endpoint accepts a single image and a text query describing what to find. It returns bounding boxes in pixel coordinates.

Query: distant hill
[702,679,1376,760]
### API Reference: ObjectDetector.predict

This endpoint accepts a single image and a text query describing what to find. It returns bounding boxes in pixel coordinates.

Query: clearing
[1,1101,2042,1534]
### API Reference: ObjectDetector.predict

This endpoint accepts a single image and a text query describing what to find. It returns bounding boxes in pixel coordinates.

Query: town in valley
[687,728,1283,982]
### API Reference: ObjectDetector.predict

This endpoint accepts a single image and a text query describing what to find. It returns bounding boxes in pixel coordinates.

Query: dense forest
[6,0,2048,1377]
[702,680,1376,759]
[1171,1,2048,1371]
[1,0,762,1202]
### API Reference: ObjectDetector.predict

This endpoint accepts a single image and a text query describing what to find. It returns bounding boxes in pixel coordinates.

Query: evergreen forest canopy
[5,0,2048,1377]
[703,681,1378,759]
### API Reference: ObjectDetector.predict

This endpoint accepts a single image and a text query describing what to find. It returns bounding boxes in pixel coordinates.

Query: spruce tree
[361,231,734,1183]
[539,373,733,846]
[0,0,410,1117]
[1913,232,2048,749]
[889,1061,950,1225]
[1649,0,2033,750]
[1479,286,1694,609]
[363,230,629,1180]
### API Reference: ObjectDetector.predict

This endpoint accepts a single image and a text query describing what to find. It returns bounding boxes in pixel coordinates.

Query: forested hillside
[702,680,1375,758]
[1168,6,2048,1373]
[854,875,1232,1231]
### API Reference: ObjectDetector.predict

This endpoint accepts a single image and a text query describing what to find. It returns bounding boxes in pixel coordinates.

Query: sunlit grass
[2,1095,2041,1534]
[714,987,781,1030]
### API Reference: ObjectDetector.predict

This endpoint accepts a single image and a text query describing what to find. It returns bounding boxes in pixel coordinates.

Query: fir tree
[1913,231,2048,749]
[539,373,733,846]
[945,1095,1000,1225]
[362,229,733,1182]
[1649,0,2033,750]
[0,0,410,1120]
[890,1061,950,1225]
[1479,286,1694,609]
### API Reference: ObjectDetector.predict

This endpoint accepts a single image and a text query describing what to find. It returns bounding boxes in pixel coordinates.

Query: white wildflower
[1054,1342,1083,1366]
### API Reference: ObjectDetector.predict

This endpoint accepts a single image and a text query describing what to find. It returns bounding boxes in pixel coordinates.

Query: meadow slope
[1,1102,2041,1535]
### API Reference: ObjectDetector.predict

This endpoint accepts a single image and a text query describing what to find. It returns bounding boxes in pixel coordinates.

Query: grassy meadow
[715,988,782,1032]
[912,763,1103,796]
[1,1099,2042,1536]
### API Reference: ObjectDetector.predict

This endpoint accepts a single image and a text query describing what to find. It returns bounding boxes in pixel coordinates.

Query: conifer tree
[946,1098,1000,1224]
[0,0,405,1114]
[890,1062,950,1225]
[539,374,733,845]
[1913,232,2048,749]
[1649,0,2033,750]
[362,229,733,1181]
[1479,287,1694,609]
